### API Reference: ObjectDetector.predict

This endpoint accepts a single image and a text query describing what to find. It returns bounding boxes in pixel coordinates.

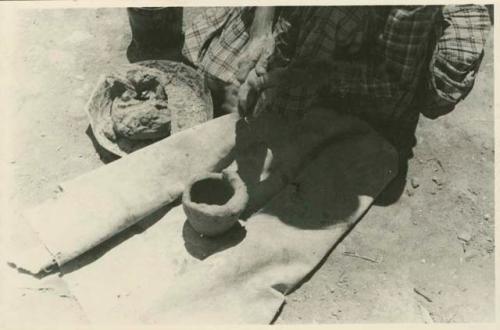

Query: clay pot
[182,170,249,237]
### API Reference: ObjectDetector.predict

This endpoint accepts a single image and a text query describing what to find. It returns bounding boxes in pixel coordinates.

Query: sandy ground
[2,8,495,324]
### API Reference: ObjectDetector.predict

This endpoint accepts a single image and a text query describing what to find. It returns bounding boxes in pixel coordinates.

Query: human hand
[235,34,275,84]
[238,68,283,119]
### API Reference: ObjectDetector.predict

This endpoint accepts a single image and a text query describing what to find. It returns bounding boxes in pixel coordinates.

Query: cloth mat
[8,114,237,274]
[6,107,397,324]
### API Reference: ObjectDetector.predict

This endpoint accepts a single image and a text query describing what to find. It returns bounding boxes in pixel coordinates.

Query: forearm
[249,7,275,38]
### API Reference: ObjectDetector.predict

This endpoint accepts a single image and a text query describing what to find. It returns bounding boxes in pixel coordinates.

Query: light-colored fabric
[65,108,396,324]
[7,106,397,324]
[8,114,238,274]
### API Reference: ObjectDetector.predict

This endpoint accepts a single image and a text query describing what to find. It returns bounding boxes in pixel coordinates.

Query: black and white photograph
[0,1,495,326]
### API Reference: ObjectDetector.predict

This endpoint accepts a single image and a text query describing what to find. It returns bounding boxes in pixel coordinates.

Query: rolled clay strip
[10,114,238,275]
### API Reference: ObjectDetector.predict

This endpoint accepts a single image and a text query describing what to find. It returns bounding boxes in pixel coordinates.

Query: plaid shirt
[268,6,441,121]
[182,6,490,123]
[183,7,252,84]
[417,5,491,119]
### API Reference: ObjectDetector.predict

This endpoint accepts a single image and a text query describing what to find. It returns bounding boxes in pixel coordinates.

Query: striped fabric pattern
[182,5,490,122]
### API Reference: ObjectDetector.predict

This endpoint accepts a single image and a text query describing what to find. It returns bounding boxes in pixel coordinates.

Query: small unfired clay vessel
[182,170,249,237]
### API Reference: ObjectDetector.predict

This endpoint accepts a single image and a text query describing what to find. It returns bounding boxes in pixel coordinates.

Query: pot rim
[182,171,248,217]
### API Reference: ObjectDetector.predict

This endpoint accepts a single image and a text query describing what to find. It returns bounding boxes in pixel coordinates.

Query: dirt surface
[2,8,494,324]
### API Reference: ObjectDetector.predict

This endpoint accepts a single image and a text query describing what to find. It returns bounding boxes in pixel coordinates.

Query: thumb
[255,56,268,76]
[236,58,258,83]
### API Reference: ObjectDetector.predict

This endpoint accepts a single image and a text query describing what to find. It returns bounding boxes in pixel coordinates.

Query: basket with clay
[86,60,213,157]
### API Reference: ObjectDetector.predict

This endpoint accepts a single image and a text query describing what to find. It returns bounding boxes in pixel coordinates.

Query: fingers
[246,69,278,91]
[237,68,278,117]
[240,69,265,117]
[238,79,261,118]
[236,56,258,83]
[252,88,271,118]
[253,67,286,90]
[237,81,252,117]
[220,84,239,114]
[236,41,262,83]
[255,57,268,76]
[245,70,260,89]
[255,38,274,76]
[236,35,274,83]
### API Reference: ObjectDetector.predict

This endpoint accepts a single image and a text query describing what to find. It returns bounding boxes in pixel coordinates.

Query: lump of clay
[87,61,214,157]
[111,69,171,141]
